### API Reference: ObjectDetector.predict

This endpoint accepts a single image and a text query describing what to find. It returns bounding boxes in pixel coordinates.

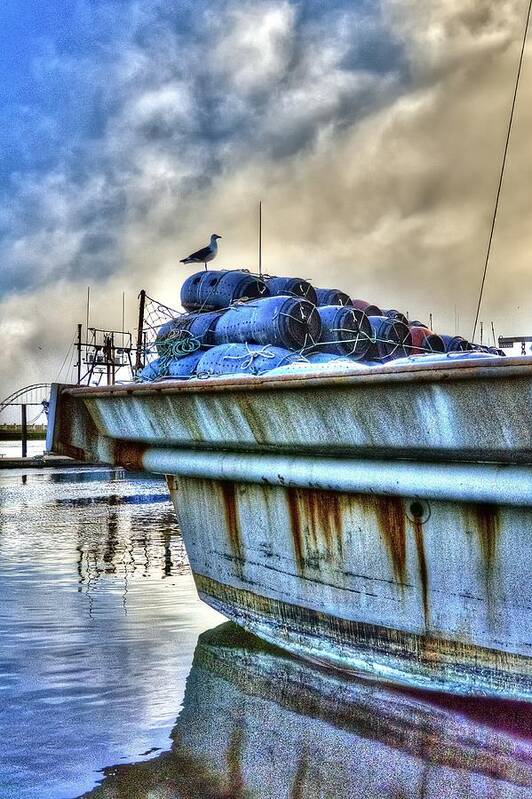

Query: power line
[472,0,531,342]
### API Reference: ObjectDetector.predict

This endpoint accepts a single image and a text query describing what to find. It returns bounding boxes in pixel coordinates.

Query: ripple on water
[0,466,222,799]
[2,465,531,799]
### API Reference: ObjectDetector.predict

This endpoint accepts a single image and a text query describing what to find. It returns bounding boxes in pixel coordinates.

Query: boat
[81,621,532,798]
[47,350,532,700]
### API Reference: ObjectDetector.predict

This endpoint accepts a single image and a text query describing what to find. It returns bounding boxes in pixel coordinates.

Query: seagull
[180,234,222,270]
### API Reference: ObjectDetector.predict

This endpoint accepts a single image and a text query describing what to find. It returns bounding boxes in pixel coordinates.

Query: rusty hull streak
[368,495,407,587]
[286,488,421,600]
[474,503,499,579]
[287,489,304,571]
[287,488,427,620]
[220,481,244,578]
[469,503,500,630]
[286,488,344,573]
[412,518,430,627]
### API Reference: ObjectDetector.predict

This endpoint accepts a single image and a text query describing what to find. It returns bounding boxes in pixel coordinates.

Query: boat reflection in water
[84,621,532,799]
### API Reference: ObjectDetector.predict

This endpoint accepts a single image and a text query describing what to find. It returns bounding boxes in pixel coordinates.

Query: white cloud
[209,2,295,93]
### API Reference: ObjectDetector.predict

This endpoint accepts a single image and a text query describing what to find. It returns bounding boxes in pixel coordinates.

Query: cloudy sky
[1,0,531,401]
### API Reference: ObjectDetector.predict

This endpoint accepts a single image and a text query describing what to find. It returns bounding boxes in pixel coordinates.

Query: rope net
[141,294,184,361]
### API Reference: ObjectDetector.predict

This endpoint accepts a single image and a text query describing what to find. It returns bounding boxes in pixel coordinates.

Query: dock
[0,454,90,469]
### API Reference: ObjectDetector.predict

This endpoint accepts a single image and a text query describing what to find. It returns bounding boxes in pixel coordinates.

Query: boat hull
[46,356,532,699]
[168,475,531,700]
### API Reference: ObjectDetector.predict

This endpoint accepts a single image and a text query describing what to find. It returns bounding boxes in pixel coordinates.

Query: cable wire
[472,0,532,341]
[55,338,75,382]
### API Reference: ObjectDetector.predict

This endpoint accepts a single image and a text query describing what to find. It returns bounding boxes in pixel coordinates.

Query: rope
[224,343,278,371]
[149,331,200,378]
[472,0,531,341]
[158,331,200,359]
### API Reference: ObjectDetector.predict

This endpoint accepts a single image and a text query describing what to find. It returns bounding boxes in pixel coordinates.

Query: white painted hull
[47,356,532,698]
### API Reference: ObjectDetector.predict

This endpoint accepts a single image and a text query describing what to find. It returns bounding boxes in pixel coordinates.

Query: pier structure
[0,383,51,458]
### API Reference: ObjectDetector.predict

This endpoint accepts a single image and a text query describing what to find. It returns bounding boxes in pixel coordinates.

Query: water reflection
[84,622,532,799]
[0,467,221,799]
[74,504,185,587]
[2,467,531,799]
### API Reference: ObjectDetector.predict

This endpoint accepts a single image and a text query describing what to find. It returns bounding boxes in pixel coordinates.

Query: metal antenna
[121,292,125,337]
[258,201,262,277]
[86,286,91,335]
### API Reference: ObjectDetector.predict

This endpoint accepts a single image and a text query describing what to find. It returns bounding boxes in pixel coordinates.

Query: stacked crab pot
[139,268,504,381]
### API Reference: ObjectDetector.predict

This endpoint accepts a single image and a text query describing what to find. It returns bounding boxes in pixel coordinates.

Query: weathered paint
[220,481,243,579]
[46,358,532,698]
[192,573,532,698]
[171,476,532,699]
[372,494,407,586]
[50,357,532,464]
[474,502,499,579]
[286,488,344,574]
[412,515,429,625]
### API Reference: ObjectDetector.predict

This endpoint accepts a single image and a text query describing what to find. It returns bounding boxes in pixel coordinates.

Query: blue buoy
[139,350,204,381]
[383,309,409,326]
[439,335,474,352]
[315,305,372,359]
[181,270,269,311]
[315,288,352,307]
[366,316,412,361]
[156,311,224,354]
[214,296,321,350]
[264,276,317,305]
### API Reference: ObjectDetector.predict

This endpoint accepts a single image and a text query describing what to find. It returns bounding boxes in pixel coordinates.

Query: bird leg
[204,262,207,271]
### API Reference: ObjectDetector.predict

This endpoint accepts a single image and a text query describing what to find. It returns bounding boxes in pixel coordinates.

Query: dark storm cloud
[0,0,403,295]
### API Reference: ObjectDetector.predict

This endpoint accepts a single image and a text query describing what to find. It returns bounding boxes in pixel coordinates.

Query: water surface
[1,464,530,799]
[0,465,221,798]
[0,439,46,458]
[83,622,532,799]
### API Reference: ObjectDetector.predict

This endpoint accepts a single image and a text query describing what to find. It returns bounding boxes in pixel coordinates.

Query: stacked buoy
[140,268,505,381]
